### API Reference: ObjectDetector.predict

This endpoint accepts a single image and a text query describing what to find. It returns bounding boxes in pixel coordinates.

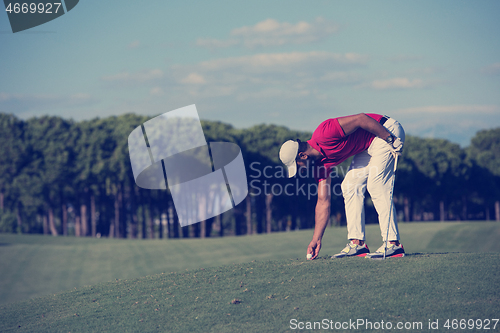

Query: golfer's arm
[338,113,391,139]
[312,177,331,242]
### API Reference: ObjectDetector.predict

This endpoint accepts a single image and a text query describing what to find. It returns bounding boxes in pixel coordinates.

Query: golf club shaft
[384,154,399,260]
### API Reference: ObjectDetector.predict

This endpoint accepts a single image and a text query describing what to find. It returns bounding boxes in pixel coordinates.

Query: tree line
[0,113,499,238]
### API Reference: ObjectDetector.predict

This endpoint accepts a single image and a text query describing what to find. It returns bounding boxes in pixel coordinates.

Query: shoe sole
[332,252,369,259]
[368,253,405,259]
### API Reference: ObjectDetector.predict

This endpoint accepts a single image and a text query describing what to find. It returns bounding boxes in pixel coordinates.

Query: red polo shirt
[307,113,384,182]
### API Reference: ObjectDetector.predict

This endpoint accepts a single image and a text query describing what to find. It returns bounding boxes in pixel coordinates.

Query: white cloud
[191,51,367,73]
[94,51,369,129]
[369,77,425,90]
[319,71,362,84]
[196,17,339,49]
[149,87,164,96]
[168,51,367,105]
[180,73,207,85]
[99,52,368,103]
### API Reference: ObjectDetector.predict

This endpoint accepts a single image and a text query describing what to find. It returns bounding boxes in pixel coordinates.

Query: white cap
[279,140,299,178]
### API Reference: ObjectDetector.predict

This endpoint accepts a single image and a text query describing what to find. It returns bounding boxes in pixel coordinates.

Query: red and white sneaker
[332,242,370,258]
[365,243,405,259]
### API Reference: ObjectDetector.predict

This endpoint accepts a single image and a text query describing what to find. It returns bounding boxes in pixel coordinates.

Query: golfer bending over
[279,113,405,259]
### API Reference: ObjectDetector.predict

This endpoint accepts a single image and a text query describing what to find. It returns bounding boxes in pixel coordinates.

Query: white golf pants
[341,117,405,242]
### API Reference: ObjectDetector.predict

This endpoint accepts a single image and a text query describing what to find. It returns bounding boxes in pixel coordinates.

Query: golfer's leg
[366,154,399,241]
[341,151,370,241]
[366,118,405,241]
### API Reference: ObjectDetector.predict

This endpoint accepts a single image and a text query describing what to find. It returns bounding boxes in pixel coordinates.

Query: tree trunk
[16,202,22,233]
[246,194,252,235]
[218,213,223,237]
[130,186,138,239]
[495,201,500,221]
[200,220,206,238]
[114,185,121,238]
[234,209,241,236]
[108,219,114,238]
[90,194,96,237]
[43,214,48,235]
[171,203,179,238]
[189,223,200,238]
[147,203,154,239]
[158,207,163,239]
[75,216,81,237]
[80,203,88,236]
[160,212,168,239]
[404,197,410,222]
[131,213,138,239]
[62,203,67,236]
[120,184,126,238]
[255,195,264,233]
[141,191,147,239]
[165,208,171,239]
[60,188,67,236]
[212,213,221,236]
[48,206,58,236]
[335,212,342,227]
[439,201,446,221]
[462,195,467,221]
[181,224,189,238]
[189,223,196,238]
[265,193,273,233]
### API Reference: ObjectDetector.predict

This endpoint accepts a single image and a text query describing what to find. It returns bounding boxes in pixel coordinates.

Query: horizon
[2,109,496,148]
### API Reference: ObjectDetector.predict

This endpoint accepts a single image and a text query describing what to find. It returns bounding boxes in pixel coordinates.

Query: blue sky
[1,0,499,146]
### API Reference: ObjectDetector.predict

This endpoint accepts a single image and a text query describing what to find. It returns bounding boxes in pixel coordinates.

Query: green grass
[1,221,499,306]
[0,253,499,332]
[0,222,499,332]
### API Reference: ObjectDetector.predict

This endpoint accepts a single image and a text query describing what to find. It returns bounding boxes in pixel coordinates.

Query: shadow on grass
[404,252,459,257]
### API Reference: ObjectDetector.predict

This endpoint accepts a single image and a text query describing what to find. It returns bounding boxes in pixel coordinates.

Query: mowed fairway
[1,222,499,306]
[0,222,499,332]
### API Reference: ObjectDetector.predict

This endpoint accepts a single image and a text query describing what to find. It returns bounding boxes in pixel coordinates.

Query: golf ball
[306,253,312,259]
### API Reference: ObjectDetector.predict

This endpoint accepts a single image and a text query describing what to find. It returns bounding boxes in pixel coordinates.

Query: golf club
[383,153,399,260]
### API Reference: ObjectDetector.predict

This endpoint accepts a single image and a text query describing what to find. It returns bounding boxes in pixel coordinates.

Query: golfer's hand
[307,239,321,260]
[392,137,403,154]
[387,135,403,157]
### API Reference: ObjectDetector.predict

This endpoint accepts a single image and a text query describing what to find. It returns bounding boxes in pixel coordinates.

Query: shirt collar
[307,139,327,159]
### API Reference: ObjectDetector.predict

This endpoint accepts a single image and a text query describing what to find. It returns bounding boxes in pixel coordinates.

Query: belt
[379,115,389,126]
